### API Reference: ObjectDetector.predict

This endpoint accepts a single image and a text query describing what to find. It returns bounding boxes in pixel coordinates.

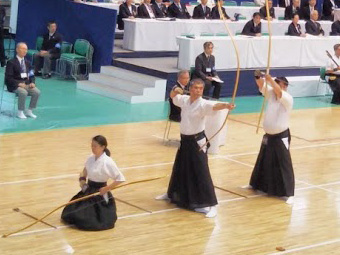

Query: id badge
[20,73,27,78]
[206,68,211,73]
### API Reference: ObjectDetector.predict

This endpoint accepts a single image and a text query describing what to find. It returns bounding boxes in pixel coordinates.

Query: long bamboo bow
[199,1,240,151]
[2,176,166,238]
[255,0,272,133]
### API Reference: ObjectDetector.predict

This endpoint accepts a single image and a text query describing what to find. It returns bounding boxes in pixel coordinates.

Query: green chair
[60,41,73,54]
[235,31,242,35]
[190,1,199,5]
[317,67,333,95]
[57,39,94,80]
[240,1,256,6]
[238,16,247,20]
[278,17,285,20]
[262,32,269,36]
[27,36,43,64]
[223,1,237,6]
[181,33,195,37]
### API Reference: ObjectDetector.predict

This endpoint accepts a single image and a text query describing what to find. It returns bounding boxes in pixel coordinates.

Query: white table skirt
[287,76,331,97]
[123,19,333,51]
[177,35,340,69]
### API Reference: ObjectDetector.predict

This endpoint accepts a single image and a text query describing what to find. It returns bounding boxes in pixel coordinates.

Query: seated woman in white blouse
[61,135,125,231]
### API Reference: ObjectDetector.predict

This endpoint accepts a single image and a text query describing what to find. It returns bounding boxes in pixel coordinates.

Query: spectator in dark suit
[284,0,301,20]
[33,21,62,79]
[279,0,292,7]
[192,42,222,99]
[168,70,190,122]
[138,0,156,18]
[325,43,340,104]
[5,43,40,119]
[331,19,340,35]
[0,5,6,67]
[211,0,231,20]
[259,0,275,20]
[287,14,306,36]
[117,0,137,30]
[241,12,262,36]
[301,0,317,20]
[167,0,191,19]
[305,10,324,35]
[322,0,340,21]
[153,0,168,18]
[192,0,211,19]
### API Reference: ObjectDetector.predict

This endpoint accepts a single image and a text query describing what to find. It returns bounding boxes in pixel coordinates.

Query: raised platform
[112,57,321,98]
[77,66,167,104]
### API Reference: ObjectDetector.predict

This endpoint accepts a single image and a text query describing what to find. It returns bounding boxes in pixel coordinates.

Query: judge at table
[117,0,137,30]
[241,12,262,37]
[284,0,302,20]
[287,13,305,36]
[331,19,340,35]
[137,0,156,18]
[192,0,211,19]
[305,10,324,36]
[211,0,230,20]
[322,0,340,21]
[153,0,168,18]
[192,42,222,99]
[167,0,191,19]
[259,0,275,20]
[301,0,317,20]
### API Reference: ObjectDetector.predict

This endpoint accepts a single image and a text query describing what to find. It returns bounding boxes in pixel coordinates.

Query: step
[88,73,147,94]
[100,66,162,87]
[77,80,139,103]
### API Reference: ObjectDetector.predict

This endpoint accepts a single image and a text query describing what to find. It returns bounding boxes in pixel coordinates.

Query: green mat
[0,68,337,134]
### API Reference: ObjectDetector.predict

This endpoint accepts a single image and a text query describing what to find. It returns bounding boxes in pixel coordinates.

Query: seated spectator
[325,43,340,104]
[322,0,340,21]
[192,0,211,19]
[192,42,222,99]
[287,14,305,36]
[301,0,317,20]
[305,10,324,35]
[5,43,40,119]
[117,0,137,30]
[211,0,231,20]
[169,70,190,122]
[167,0,191,19]
[153,0,168,18]
[331,19,340,35]
[279,0,293,7]
[33,21,62,79]
[137,0,156,18]
[241,12,262,36]
[259,0,275,20]
[285,0,302,20]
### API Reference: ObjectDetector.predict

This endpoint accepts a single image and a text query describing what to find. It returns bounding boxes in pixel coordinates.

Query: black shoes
[42,73,52,79]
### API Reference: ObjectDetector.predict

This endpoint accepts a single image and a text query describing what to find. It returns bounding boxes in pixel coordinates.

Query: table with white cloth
[177,35,340,69]
[123,19,333,51]
[205,107,228,154]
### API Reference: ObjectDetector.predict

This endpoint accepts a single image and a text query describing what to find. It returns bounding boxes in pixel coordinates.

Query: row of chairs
[190,1,257,6]
[27,37,94,80]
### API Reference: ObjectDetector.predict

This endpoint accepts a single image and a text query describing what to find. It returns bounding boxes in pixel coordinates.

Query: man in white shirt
[326,44,340,104]
[156,79,235,218]
[246,71,295,205]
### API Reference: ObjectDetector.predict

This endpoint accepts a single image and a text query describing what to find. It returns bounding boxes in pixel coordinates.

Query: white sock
[155,193,169,200]
[241,184,253,189]
[194,207,210,214]
[205,206,217,218]
[17,110,26,119]
[25,109,37,118]
[285,196,294,205]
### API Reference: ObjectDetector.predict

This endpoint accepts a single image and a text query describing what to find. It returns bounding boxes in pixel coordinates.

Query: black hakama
[167,131,218,209]
[328,79,340,104]
[61,180,117,231]
[250,129,295,197]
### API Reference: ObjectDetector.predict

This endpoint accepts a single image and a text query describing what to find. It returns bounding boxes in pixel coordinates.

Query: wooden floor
[1,107,340,254]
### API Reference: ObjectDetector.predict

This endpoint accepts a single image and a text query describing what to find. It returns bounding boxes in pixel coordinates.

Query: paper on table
[212,76,223,83]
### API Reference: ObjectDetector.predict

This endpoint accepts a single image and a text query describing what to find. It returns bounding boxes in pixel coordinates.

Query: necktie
[178,4,182,11]
[203,6,206,14]
[20,59,26,73]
